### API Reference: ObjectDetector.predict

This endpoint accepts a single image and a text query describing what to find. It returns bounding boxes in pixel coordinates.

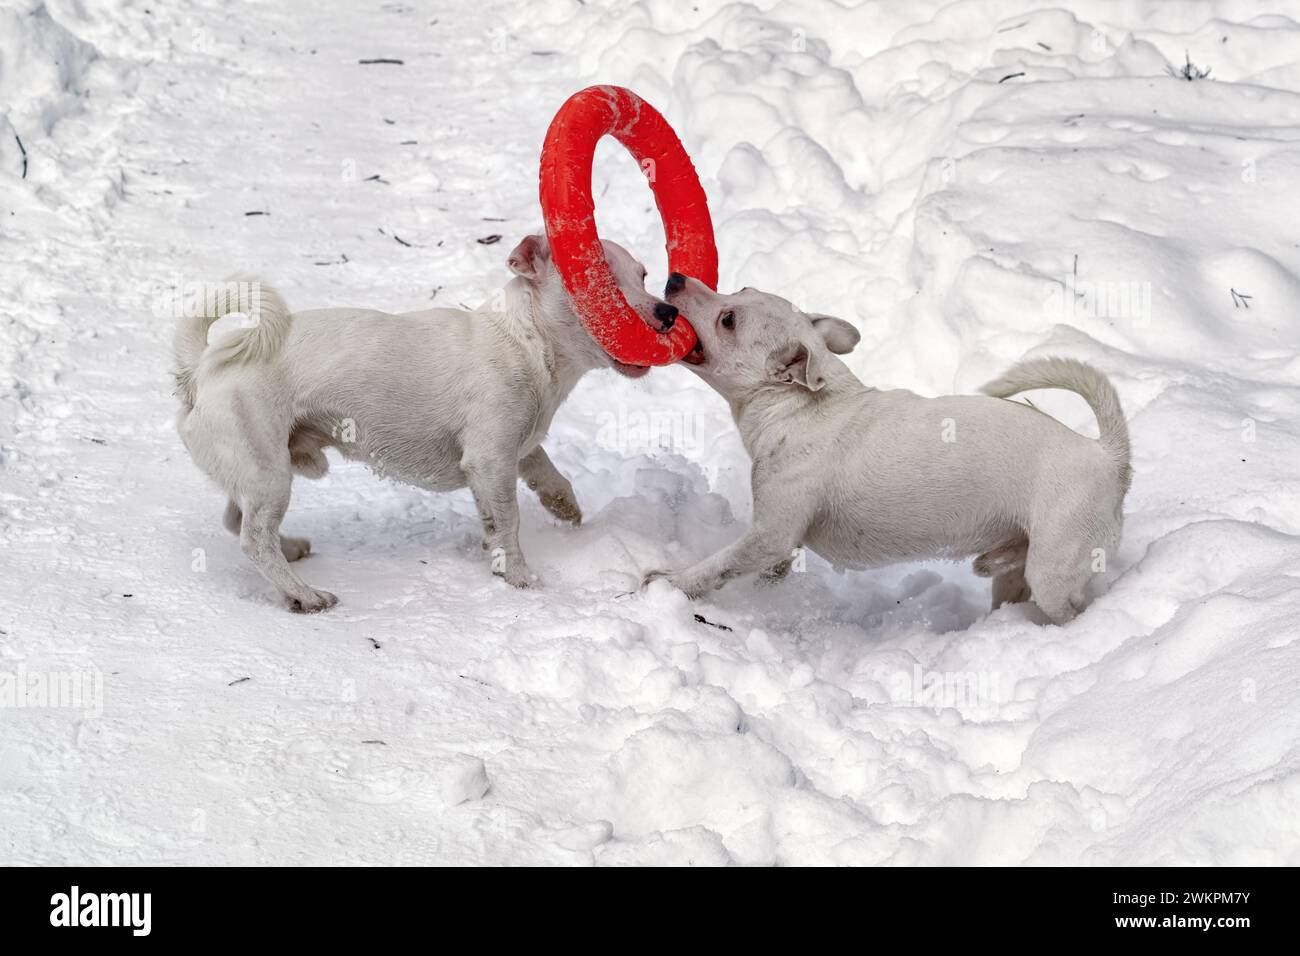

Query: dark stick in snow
[694,613,734,632]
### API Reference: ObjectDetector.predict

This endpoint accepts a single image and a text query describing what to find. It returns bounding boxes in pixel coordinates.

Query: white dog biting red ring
[539,85,718,367]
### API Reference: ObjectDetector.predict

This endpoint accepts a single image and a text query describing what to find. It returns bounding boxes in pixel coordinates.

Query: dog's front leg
[519,446,581,526]
[648,520,803,599]
[462,448,533,588]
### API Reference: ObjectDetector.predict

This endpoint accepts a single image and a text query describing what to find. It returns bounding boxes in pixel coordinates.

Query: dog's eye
[720,311,735,329]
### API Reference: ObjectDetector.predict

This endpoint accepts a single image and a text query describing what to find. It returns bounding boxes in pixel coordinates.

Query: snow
[2,0,1299,865]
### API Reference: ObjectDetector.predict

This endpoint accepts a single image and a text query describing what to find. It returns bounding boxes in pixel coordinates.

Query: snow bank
[0,0,100,178]
[0,2,97,123]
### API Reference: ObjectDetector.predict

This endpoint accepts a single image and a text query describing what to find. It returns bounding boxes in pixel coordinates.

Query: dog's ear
[809,314,859,355]
[507,235,550,281]
[770,342,825,391]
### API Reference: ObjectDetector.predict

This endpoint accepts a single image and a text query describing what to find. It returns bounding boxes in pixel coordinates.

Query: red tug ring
[539,85,717,367]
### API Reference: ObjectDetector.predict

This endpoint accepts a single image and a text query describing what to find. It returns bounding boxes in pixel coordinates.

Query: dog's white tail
[173,277,292,407]
[980,356,1131,493]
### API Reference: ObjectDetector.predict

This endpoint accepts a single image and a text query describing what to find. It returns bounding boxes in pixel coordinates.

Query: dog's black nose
[665,272,687,295]
[653,302,678,330]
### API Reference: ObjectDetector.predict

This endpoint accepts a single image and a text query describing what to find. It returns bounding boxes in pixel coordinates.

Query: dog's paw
[539,489,582,526]
[501,566,536,589]
[642,569,709,598]
[280,536,312,562]
[641,569,671,590]
[491,554,536,589]
[285,588,338,613]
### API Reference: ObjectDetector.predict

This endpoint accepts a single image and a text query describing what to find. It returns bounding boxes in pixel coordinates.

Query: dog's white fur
[652,275,1132,624]
[174,236,674,612]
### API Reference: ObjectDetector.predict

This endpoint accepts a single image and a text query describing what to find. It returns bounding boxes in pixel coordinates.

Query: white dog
[650,273,1132,624]
[173,236,678,612]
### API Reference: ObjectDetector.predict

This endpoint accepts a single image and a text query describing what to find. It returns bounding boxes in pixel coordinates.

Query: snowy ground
[3,0,1300,865]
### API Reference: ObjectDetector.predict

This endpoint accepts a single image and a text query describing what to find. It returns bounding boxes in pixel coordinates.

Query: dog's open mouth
[681,339,707,366]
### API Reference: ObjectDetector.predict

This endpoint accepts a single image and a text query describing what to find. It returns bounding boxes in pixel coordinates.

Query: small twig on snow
[694,613,734,632]
[1168,51,1211,81]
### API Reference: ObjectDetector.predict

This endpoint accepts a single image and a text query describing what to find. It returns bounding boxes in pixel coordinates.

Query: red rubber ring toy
[540,85,717,367]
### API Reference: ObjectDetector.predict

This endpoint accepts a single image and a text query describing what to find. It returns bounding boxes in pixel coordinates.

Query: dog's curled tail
[173,277,292,406]
[980,356,1131,493]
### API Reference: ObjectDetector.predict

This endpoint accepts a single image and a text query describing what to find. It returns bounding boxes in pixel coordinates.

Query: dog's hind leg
[974,537,1030,609]
[223,498,311,562]
[991,566,1032,608]
[237,470,337,612]
[181,394,327,608]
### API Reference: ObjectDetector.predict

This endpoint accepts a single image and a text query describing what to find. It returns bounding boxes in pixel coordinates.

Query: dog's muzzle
[652,302,678,331]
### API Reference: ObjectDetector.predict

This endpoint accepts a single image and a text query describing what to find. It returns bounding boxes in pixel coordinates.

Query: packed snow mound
[0,0,101,176]
[2,0,1299,865]
[0,2,98,127]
